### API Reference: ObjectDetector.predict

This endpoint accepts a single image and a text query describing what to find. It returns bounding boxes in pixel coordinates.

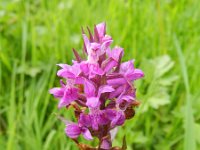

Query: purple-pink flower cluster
[50,22,144,149]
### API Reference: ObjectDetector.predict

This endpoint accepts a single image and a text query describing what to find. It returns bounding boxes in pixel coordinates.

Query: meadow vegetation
[0,0,199,149]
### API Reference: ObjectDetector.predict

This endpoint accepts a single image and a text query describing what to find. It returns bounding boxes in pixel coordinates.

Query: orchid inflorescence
[50,22,144,149]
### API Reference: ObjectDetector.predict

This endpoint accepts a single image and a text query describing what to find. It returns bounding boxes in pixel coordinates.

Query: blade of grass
[174,35,196,150]
[43,130,56,150]
[7,63,17,150]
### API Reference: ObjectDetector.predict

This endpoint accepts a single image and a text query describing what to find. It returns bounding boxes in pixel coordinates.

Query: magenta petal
[91,116,99,130]
[65,124,81,139]
[107,73,124,79]
[106,110,125,128]
[98,111,110,125]
[111,111,125,128]
[96,22,106,39]
[86,97,99,108]
[120,60,135,73]
[71,63,81,76]
[101,37,113,50]
[82,127,93,140]
[58,98,69,108]
[102,35,112,43]
[84,79,96,97]
[64,88,79,100]
[98,85,114,96]
[126,69,144,80]
[100,138,112,149]
[57,69,75,78]
[106,109,116,119]
[80,62,89,74]
[58,88,78,108]
[110,47,124,62]
[79,114,91,127]
[75,77,85,84]
[109,86,124,99]
[90,42,101,51]
[117,95,134,110]
[57,63,81,79]
[90,64,104,75]
[107,78,127,85]
[119,95,134,102]
[102,58,118,72]
[81,63,104,77]
[49,88,64,98]
[102,39,113,48]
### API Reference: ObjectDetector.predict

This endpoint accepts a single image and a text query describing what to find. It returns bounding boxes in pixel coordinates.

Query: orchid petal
[100,138,112,149]
[58,88,78,108]
[96,22,106,39]
[65,124,81,139]
[98,85,114,97]
[79,114,91,127]
[84,79,96,97]
[107,78,127,85]
[82,127,93,140]
[109,47,124,62]
[111,111,125,128]
[120,60,135,73]
[49,88,64,98]
[126,69,144,81]
[86,97,99,108]
[102,58,118,72]
[109,86,124,99]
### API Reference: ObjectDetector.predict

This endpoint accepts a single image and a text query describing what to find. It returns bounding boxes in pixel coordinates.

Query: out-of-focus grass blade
[7,63,17,150]
[43,130,56,150]
[174,35,196,150]
[0,62,2,96]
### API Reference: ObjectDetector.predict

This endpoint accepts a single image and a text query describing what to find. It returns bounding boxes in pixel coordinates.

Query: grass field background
[0,0,200,149]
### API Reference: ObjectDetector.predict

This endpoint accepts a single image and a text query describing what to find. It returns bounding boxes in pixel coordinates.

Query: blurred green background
[0,0,200,150]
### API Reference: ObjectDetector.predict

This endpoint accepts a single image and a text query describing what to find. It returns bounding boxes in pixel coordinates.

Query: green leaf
[148,90,170,109]
[158,75,179,86]
[154,55,175,79]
